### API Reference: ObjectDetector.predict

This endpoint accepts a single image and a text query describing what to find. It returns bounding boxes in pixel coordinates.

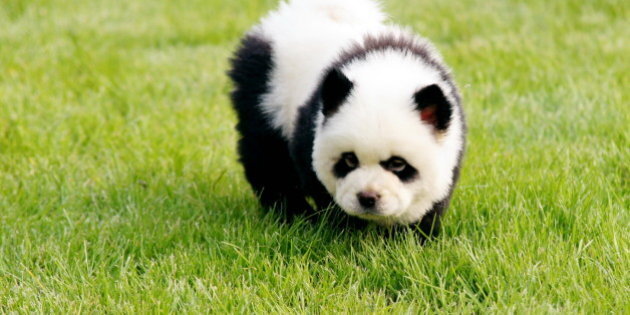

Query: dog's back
[252,0,386,138]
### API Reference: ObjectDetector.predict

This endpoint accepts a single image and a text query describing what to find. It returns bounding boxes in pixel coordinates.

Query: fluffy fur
[229,0,466,236]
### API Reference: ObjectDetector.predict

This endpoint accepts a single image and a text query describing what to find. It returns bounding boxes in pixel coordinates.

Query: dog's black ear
[321,68,354,117]
[414,84,452,131]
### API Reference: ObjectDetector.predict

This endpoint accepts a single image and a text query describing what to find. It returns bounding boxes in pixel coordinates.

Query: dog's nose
[357,191,380,208]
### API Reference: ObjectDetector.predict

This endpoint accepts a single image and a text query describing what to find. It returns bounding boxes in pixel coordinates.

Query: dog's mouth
[351,211,399,226]
[343,205,402,222]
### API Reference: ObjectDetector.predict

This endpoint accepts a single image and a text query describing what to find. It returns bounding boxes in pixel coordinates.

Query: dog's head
[312,53,463,225]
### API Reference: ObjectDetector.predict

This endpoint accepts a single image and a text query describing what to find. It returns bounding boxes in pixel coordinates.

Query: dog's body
[229,0,465,236]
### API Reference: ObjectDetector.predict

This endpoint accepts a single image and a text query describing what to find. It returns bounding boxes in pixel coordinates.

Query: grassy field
[1,0,628,312]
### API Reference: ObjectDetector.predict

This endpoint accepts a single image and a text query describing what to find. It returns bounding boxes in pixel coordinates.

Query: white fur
[255,0,386,138]
[252,0,464,225]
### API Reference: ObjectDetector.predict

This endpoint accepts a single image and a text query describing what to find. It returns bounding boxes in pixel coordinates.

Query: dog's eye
[380,156,418,182]
[387,158,407,173]
[342,153,358,169]
[334,152,360,178]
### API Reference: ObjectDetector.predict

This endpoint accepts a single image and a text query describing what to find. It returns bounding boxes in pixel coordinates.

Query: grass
[0,0,628,312]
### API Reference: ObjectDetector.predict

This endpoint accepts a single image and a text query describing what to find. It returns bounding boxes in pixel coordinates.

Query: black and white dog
[229,0,465,236]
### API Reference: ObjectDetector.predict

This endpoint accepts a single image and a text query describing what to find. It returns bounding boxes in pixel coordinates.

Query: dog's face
[312,58,461,225]
[326,150,422,224]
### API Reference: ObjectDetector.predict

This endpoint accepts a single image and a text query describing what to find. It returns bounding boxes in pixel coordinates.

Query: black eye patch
[333,152,358,178]
[380,156,419,182]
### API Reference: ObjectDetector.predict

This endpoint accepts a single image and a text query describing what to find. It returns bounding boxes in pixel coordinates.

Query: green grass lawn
[1,0,628,312]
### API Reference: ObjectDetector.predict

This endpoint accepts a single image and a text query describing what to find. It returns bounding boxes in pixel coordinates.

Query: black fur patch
[290,88,336,210]
[228,33,313,217]
[414,84,453,131]
[380,156,419,182]
[333,152,358,178]
[320,68,354,117]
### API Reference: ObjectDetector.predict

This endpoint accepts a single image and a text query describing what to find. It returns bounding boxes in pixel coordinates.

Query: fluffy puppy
[228,0,465,237]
